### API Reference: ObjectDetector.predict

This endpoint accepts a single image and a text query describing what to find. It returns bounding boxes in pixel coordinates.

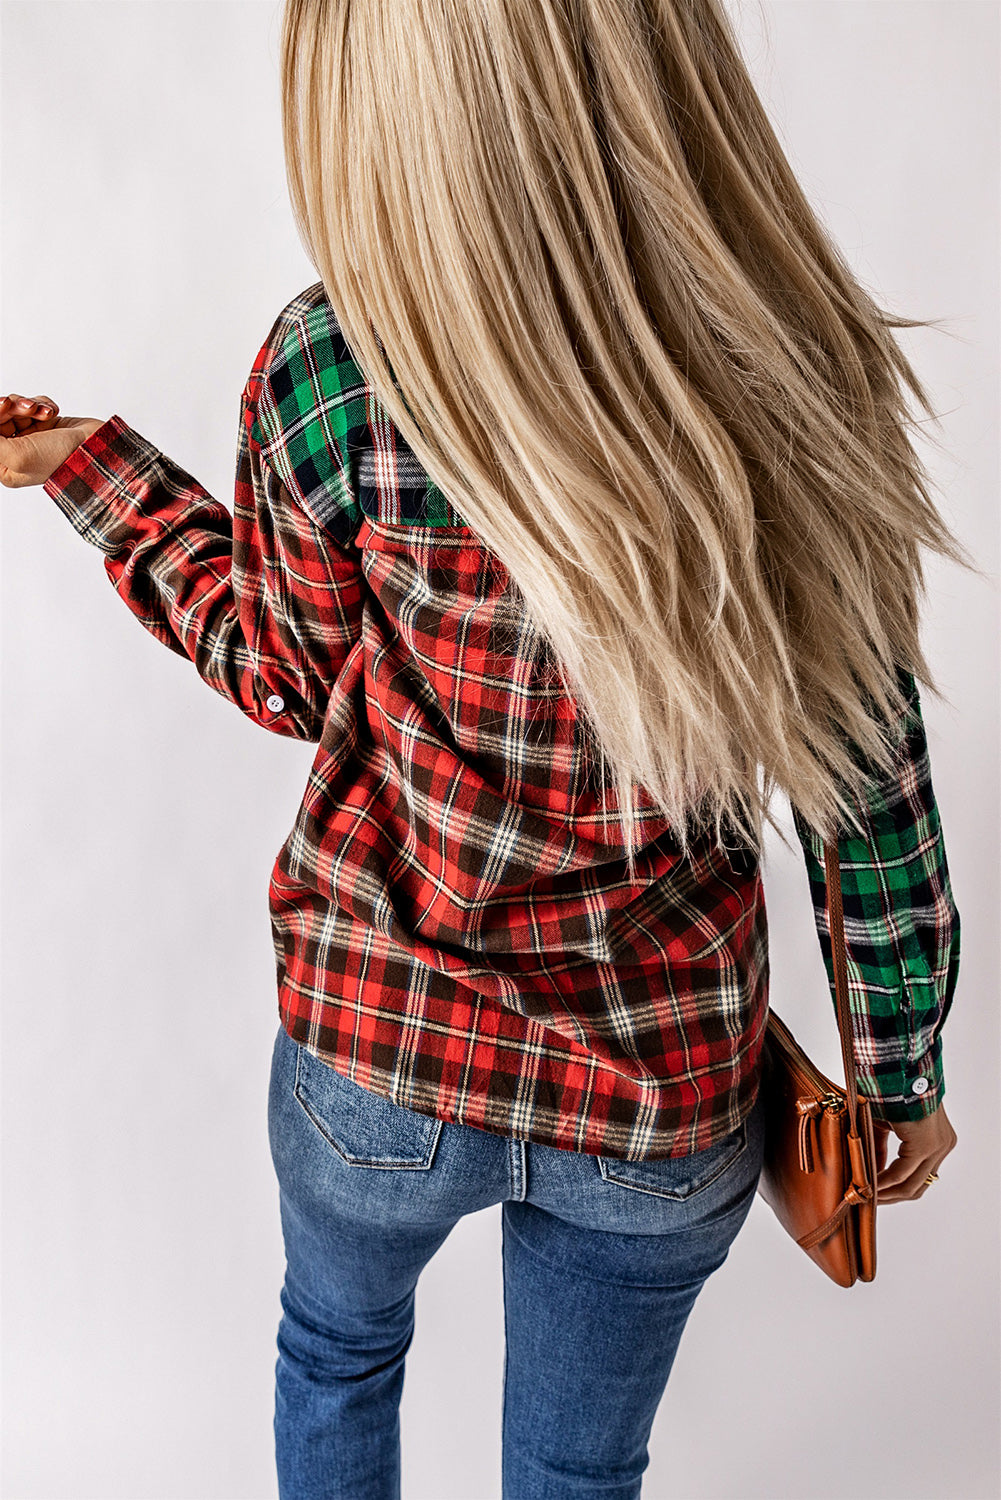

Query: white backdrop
[2,3,997,1497]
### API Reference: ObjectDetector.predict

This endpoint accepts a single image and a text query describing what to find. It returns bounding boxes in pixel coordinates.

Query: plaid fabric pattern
[43,280,960,1155]
[791,679,960,1119]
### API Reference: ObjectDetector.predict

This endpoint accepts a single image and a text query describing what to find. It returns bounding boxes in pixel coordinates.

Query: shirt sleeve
[41,340,366,743]
[791,669,961,1123]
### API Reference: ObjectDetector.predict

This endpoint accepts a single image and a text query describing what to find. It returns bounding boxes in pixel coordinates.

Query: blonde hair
[279,0,979,873]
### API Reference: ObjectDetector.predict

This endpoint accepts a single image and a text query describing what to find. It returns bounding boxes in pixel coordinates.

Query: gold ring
[923,1171,939,1186]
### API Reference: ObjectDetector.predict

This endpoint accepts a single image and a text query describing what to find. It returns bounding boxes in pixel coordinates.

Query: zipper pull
[795,1099,822,1173]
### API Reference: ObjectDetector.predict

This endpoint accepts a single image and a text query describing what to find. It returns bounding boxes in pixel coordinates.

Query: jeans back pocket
[293,1043,444,1169]
[597,1118,748,1201]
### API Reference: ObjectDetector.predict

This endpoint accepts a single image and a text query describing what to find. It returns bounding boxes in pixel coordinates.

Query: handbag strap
[821,835,863,1136]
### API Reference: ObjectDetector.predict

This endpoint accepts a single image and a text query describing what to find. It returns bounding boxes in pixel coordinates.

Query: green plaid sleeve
[792,670,961,1123]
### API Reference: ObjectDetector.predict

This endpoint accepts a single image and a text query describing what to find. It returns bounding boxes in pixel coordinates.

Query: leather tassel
[795,1099,820,1173]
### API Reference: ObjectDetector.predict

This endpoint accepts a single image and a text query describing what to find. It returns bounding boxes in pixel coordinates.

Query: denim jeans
[267,1021,766,1500]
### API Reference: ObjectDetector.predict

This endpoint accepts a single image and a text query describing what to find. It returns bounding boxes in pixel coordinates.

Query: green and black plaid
[792,683,960,1120]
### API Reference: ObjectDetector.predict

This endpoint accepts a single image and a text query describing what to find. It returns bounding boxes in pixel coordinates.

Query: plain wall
[2,3,998,1497]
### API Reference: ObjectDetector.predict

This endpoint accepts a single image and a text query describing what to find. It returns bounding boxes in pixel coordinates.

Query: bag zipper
[795,1093,844,1173]
[766,1010,843,1097]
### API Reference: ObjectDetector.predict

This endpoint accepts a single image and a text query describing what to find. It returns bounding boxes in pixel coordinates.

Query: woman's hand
[0,394,105,488]
[875,1101,957,1204]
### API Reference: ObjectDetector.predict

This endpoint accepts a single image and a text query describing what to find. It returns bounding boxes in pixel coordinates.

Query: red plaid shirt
[43,281,960,1158]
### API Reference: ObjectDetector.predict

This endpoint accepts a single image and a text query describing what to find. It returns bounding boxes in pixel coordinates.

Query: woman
[0,1,970,1496]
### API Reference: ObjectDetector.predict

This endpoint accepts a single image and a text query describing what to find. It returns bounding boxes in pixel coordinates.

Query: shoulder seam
[249,281,329,390]
[249,284,365,548]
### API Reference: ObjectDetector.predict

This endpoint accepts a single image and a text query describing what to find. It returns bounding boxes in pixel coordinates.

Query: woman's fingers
[0,394,59,416]
[0,393,60,438]
[0,393,57,412]
[877,1150,950,1203]
[874,1103,957,1203]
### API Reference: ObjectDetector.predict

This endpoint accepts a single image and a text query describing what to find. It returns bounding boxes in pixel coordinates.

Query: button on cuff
[265,693,285,714]
[909,1076,930,1096]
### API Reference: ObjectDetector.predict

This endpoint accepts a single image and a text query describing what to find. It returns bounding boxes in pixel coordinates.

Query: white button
[910,1077,930,1095]
[266,694,285,713]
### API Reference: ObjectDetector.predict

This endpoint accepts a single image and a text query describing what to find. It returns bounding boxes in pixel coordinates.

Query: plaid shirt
[43,281,960,1159]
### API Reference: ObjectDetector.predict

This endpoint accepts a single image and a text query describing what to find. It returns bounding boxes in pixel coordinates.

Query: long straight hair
[279,0,978,871]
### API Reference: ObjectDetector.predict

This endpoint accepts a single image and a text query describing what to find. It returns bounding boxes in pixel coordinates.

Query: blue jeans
[267,1022,765,1500]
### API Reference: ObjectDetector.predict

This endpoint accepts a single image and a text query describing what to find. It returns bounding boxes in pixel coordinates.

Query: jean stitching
[292,1043,443,1167]
[598,1120,748,1201]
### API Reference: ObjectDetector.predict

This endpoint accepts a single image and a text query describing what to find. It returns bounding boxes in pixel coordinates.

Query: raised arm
[1,327,366,743]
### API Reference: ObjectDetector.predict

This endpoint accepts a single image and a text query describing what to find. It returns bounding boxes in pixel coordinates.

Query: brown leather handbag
[757,837,891,1287]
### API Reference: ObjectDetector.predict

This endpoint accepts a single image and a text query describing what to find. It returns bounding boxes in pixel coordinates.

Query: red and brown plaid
[42,281,960,1158]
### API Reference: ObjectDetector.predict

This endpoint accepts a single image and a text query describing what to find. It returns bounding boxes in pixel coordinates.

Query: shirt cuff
[42,414,161,556]
[859,1033,946,1123]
